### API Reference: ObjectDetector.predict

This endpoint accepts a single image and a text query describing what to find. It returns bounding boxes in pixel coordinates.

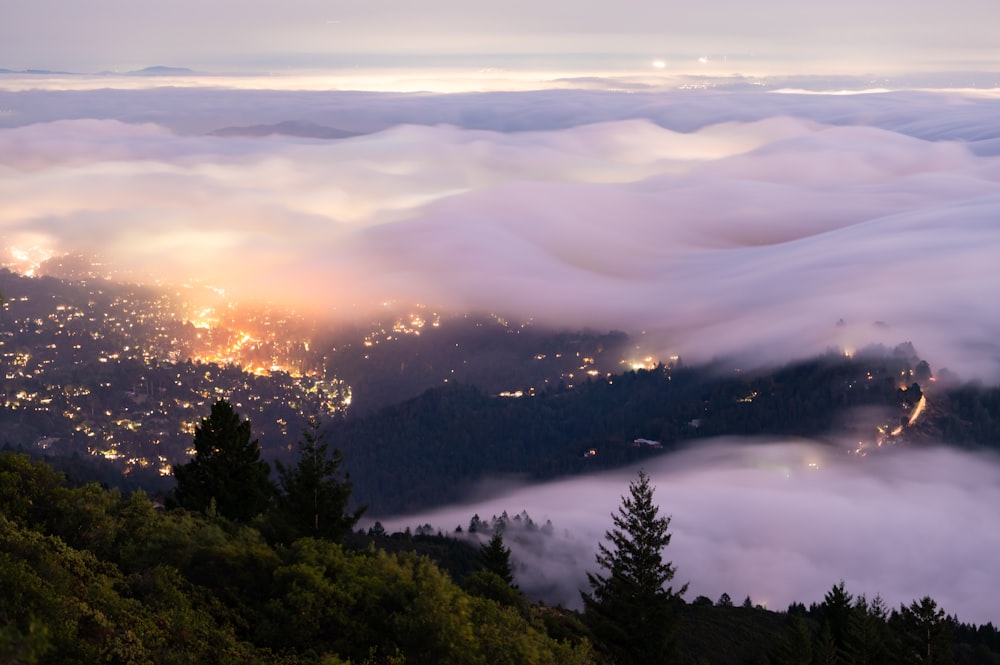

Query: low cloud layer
[376,438,1000,625]
[4,79,1000,624]
[3,84,1000,377]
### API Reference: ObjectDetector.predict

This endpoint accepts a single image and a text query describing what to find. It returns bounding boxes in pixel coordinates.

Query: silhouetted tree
[272,415,364,542]
[479,532,515,587]
[847,594,891,665]
[914,360,933,383]
[899,596,953,665]
[775,616,814,665]
[171,399,272,521]
[582,469,687,664]
[819,580,853,656]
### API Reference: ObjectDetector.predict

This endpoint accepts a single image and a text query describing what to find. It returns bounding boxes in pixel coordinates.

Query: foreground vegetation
[3,448,1000,664]
[0,451,591,664]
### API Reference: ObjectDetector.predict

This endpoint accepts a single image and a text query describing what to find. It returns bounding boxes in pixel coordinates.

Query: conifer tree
[817,580,853,662]
[900,596,953,665]
[479,532,515,587]
[847,594,891,665]
[171,399,273,521]
[272,415,365,542]
[582,469,687,665]
[775,616,814,665]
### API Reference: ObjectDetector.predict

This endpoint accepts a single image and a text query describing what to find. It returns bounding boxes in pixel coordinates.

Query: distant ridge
[208,120,362,140]
[0,68,76,75]
[0,65,197,76]
[123,66,196,77]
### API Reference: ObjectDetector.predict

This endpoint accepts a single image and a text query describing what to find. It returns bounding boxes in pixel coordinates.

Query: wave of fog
[376,439,1000,625]
[2,86,1000,376]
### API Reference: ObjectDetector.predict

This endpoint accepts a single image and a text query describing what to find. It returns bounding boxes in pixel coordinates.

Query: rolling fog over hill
[378,441,1000,625]
[3,66,1000,633]
[2,82,1000,380]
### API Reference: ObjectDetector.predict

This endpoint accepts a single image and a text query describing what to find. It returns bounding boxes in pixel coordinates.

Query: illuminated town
[0,249,633,480]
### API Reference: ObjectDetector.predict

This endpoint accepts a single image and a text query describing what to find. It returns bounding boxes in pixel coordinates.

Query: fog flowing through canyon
[3,84,1000,378]
[377,438,1000,625]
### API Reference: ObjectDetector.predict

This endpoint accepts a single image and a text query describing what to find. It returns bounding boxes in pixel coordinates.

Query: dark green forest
[3,450,1000,664]
[0,450,590,664]
[330,344,971,515]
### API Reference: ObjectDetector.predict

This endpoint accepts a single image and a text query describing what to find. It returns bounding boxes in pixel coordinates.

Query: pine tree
[846,594,891,665]
[775,616,814,665]
[900,596,953,665]
[479,532,515,587]
[818,581,852,661]
[582,469,687,665]
[171,399,273,521]
[814,622,840,665]
[272,415,365,542]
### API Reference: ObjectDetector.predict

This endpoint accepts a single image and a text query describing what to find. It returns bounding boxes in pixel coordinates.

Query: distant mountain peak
[207,120,362,140]
[0,67,76,75]
[126,66,196,77]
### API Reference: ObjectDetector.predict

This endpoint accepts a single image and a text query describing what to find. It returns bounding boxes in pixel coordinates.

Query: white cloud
[3,89,1000,378]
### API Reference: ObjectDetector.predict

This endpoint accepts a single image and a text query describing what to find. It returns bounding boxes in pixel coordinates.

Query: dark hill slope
[334,351,916,515]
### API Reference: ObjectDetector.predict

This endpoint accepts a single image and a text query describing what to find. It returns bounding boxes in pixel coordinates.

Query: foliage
[0,452,590,664]
[9,448,1000,665]
[0,512,262,664]
[582,469,687,664]
[170,399,273,521]
[260,539,588,664]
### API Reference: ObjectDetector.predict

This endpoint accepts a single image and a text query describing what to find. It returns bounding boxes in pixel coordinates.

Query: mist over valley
[3,68,1000,659]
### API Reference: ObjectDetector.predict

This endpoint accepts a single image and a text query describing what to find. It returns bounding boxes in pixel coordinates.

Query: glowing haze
[2,84,1000,377]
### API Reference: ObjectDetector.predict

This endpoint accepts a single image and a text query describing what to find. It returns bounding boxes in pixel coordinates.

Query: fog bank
[377,439,1000,625]
[2,86,1000,377]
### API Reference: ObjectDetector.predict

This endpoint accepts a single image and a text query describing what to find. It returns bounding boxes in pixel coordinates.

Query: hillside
[333,348,933,515]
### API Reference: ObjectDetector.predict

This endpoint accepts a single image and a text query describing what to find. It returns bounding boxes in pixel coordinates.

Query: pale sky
[2,0,998,74]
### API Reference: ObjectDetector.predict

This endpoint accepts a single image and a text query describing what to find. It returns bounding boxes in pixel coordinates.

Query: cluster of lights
[1,248,357,475]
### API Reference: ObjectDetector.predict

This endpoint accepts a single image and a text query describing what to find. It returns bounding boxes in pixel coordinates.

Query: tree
[847,594,891,665]
[775,616,814,665]
[271,415,364,542]
[818,580,853,660]
[914,360,933,383]
[171,399,273,522]
[479,532,516,587]
[582,469,687,665]
[899,596,953,665]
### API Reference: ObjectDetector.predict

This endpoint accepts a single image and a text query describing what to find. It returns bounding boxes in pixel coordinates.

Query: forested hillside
[0,451,590,664]
[332,346,937,515]
[3,451,999,664]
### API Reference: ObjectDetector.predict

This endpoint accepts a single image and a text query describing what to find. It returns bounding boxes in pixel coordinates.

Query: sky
[3,0,1000,75]
[3,0,1000,627]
